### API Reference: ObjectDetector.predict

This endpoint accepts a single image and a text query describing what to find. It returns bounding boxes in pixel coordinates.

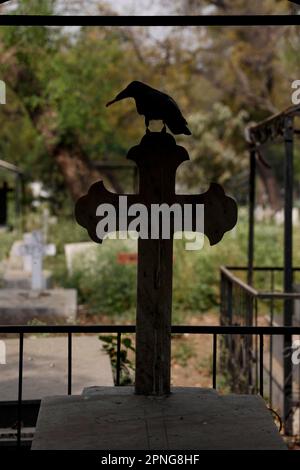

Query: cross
[17,230,56,290]
[75,133,237,396]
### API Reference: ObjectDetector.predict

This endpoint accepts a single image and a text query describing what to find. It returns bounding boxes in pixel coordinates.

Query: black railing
[220,265,300,436]
[1,323,300,448]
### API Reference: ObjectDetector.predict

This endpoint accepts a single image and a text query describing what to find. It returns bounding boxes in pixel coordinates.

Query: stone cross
[75,133,237,395]
[17,230,56,290]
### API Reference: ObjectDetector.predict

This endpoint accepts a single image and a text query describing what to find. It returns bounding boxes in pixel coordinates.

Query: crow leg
[161,121,167,133]
[145,117,151,134]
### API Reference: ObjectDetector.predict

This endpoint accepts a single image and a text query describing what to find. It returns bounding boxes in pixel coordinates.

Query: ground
[78,309,220,389]
[171,311,219,388]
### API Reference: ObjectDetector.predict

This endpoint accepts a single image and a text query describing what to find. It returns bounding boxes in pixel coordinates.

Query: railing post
[247,145,256,286]
[259,334,264,397]
[17,332,24,449]
[213,333,217,389]
[68,333,72,395]
[283,116,294,435]
[246,293,254,393]
[116,332,121,386]
[269,270,275,407]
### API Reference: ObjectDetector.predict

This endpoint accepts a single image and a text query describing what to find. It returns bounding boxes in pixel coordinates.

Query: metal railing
[220,265,300,435]
[1,323,300,448]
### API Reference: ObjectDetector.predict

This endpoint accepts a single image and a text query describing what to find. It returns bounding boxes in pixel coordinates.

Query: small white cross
[17,231,56,290]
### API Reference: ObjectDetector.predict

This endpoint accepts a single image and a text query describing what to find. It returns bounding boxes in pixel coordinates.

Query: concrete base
[0,288,77,324]
[32,387,286,450]
[2,269,52,289]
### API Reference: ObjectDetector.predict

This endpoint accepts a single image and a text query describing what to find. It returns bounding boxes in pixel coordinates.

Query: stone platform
[0,288,77,324]
[32,387,286,450]
[2,269,52,289]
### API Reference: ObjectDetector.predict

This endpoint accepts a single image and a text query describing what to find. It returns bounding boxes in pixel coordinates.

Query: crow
[106,81,191,136]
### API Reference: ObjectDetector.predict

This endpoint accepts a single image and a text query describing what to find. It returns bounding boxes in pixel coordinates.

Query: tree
[0,2,153,204]
[1,0,300,211]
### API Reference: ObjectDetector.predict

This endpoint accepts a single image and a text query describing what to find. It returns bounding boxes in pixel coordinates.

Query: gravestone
[0,232,77,324]
[16,231,56,290]
[33,132,285,449]
[64,242,98,275]
[2,232,53,289]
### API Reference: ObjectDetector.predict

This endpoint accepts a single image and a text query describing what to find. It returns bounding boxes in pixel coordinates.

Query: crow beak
[106,89,130,107]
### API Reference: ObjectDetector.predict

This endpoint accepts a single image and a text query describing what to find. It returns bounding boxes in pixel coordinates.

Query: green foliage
[0,229,20,271]
[99,334,135,385]
[1,6,300,214]
[43,212,299,320]
[0,213,299,321]
[65,241,137,316]
[173,340,195,367]
[181,103,248,199]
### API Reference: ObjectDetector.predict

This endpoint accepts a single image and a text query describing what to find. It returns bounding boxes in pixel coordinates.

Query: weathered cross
[75,132,237,395]
[17,230,56,290]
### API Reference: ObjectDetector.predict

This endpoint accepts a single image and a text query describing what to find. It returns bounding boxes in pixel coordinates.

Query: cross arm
[75,181,139,243]
[175,183,237,245]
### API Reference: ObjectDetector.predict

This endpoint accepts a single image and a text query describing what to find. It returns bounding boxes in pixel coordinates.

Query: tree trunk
[54,144,123,201]
[257,159,282,211]
[30,108,124,200]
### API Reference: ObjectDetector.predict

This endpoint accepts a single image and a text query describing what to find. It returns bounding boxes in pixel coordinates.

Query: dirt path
[171,311,219,388]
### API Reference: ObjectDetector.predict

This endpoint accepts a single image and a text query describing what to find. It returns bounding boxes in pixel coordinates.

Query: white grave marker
[17,231,56,290]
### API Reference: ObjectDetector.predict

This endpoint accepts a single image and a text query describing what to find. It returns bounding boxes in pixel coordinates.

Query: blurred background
[0,0,300,401]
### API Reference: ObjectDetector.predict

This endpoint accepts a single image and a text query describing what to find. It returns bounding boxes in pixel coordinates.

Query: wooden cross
[75,132,237,396]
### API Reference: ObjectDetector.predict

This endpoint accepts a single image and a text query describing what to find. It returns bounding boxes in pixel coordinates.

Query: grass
[173,339,195,367]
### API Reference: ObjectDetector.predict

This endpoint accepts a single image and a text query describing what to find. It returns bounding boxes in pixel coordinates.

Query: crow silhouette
[106,81,191,136]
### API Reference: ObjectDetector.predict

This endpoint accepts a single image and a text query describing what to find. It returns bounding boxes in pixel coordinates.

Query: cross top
[75,132,237,395]
[76,133,237,247]
[17,231,56,291]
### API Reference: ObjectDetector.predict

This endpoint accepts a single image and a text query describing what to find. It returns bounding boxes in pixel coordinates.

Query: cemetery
[1,3,300,453]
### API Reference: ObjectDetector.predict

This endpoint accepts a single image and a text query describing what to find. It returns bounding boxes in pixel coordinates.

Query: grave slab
[2,269,52,289]
[32,387,286,450]
[0,336,113,401]
[0,288,77,324]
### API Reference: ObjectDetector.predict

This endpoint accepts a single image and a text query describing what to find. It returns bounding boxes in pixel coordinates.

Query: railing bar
[213,334,217,389]
[220,267,300,299]
[220,267,259,296]
[225,266,300,272]
[259,334,264,397]
[0,325,300,334]
[17,332,24,448]
[68,333,72,395]
[257,292,300,299]
[116,333,121,386]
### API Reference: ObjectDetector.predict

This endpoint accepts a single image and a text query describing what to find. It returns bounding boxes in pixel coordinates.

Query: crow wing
[135,87,187,124]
